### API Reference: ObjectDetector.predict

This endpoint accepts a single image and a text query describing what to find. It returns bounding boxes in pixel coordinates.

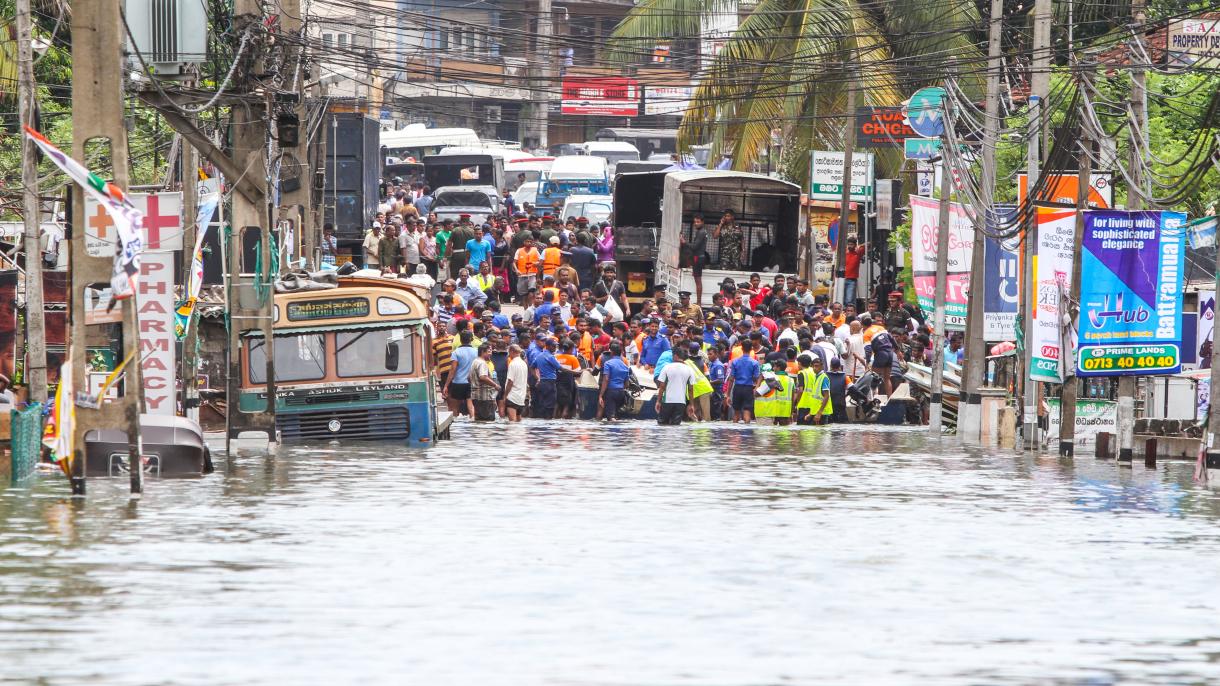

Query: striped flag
[174,184,221,339]
[23,126,145,299]
[42,357,76,477]
[1188,216,1216,249]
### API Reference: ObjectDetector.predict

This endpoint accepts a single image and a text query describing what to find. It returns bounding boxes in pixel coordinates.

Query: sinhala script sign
[808,150,874,202]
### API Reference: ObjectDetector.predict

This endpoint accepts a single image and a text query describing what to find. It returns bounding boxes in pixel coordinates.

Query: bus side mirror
[385,342,400,371]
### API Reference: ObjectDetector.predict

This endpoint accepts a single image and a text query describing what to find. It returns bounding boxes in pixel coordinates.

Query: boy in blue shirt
[724,340,761,423]
[598,343,632,421]
[706,345,727,421]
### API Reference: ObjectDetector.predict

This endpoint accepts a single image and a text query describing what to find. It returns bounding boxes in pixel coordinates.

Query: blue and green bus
[239,276,447,445]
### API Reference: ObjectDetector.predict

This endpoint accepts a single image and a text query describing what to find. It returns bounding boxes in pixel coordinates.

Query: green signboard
[286,297,371,322]
[1076,344,1180,375]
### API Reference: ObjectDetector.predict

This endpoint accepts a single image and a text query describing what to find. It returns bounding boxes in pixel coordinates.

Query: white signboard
[809,150,875,202]
[644,86,694,116]
[1045,399,1118,448]
[700,1,738,72]
[1168,18,1220,65]
[137,252,177,415]
[916,161,934,196]
[84,192,183,257]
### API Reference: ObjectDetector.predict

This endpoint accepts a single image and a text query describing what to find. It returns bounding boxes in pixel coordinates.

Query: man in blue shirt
[444,331,478,417]
[599,344,632,422]
[533,290,558,325]
[639,319,671,368]
[532,338,563,419]
[724,339,761,423]
[706,345,727,421]
[454,269,487,308]
[465,226,494,272]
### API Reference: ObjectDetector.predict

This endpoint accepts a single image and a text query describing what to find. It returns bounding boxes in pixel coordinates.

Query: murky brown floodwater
[2,421,1220,685]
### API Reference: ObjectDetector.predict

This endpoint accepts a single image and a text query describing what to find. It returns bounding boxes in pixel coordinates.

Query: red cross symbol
[89,203,114,239]
[141,195,179,249]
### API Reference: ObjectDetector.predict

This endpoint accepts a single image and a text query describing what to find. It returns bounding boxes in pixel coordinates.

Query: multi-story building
[311,0,701,150]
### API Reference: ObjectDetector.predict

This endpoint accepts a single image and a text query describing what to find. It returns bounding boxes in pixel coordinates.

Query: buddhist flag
[42,357,76,478]
[23,126,145,299]
[174,185,221,340]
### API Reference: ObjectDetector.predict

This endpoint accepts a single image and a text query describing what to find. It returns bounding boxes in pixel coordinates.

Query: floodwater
[2,423,1220,685]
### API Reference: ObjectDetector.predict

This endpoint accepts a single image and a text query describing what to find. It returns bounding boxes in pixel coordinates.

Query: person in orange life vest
[540,236,565,279]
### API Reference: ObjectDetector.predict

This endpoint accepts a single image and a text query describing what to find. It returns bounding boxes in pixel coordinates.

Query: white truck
[655,171,804,306]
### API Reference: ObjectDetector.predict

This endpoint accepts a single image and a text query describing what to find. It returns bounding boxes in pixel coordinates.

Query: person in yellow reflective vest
[753,363,794,426]
[795,354,832,425]
[684,352,715,421]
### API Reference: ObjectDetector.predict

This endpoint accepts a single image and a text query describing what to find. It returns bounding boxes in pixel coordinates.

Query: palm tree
[608,0,986,183]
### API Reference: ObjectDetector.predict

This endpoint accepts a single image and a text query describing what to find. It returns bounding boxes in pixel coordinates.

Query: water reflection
[0,422,1219,684]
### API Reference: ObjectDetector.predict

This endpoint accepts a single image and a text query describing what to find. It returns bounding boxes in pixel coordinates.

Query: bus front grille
[277,407,411,441]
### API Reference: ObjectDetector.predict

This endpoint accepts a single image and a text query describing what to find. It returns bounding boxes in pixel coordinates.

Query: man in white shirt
[845,320,868,377]
[502,344,529,422]
[362,225,382,269]
[776,315,800,350]
[407,264,435,290]
[655,347,696,425]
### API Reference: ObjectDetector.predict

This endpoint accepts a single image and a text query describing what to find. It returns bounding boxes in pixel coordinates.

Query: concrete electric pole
[68,0,145,495]
[930,112,954,434]
[16,0,47,403]
[961,0,1004,441]
[833,77,858,306]
[1059,107,1092,457]
[1021,0,1053,449]
[1117,0,1148,462]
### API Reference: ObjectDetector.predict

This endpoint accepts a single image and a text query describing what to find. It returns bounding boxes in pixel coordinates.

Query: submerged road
[1,422,1220,684]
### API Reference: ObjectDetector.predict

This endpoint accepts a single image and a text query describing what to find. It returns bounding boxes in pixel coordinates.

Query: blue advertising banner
[1076,210,1187,376]
[983,206,1019,341]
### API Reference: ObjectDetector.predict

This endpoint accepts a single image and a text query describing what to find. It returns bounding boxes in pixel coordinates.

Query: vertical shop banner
[0,270,16,385]
[1030,206,1077,383]
[1076,210,1187,376]
[1198,290,1215,369]
[137,252,177,415]
[983,236,1020,340]
[909,195,974,330]
[983,205,1019,341]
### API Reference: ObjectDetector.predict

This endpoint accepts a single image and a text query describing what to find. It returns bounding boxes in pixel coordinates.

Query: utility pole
[833,78,858,305]
[68,0,144,495]
[1021,0,1053,449]
[930,143,954,434]
[1116,0,1148,462]
[1059,110,1092,457]
[279,0,312,269]
[16,0,46,403]
[180,133,200,420]
[225,2,278,453]
[961,0,1004,441]
[527,0,553,151]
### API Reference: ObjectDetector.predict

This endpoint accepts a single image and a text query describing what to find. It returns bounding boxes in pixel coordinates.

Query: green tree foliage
[609,0,986,184]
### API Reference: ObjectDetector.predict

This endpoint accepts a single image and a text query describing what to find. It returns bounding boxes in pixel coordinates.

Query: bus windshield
[248,333,326,383]
[336,328,416,377]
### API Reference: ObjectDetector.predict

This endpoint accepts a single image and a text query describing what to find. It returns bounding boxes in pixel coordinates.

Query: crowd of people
[351,179,959,427]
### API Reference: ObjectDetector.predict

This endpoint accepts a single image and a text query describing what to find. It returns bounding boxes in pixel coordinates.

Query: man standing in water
[471,343,501,422]
[655,347,696,425]
[502,344,528,422]
[724,339,760,423]
[445,331,477,417]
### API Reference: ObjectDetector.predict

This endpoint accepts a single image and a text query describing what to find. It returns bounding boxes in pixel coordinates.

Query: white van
[581,141,640,173]
[380,124,480,162]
